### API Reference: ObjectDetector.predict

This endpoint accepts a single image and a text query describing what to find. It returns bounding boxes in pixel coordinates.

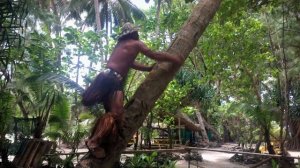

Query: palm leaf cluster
[67,0,145,28]
[37,73,84,93]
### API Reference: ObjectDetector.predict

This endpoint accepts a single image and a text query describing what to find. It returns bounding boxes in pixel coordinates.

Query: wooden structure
[0,0,26,84]
[0,0,26,51]
[13,139,55,168]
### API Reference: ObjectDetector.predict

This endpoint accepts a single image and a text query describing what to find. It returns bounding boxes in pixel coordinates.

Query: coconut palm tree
[67,0,145,29]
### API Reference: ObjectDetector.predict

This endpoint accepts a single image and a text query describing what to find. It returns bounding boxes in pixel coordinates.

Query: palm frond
[119,0,146,20]
[110,2,125,26]
[51,94,71,122]
[65,0,89,21]
[36,73,84,93]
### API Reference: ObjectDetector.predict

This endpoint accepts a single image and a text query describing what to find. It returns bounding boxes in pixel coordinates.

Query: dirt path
[199,150,247,168]
[175,143,300,168]
[176,150,248,168]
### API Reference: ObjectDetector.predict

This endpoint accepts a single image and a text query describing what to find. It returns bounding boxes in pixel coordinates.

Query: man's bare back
[107,40,141,77]
[107,39,182,78]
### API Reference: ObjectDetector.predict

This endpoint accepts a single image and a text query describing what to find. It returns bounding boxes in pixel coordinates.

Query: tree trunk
[94,0,101,32]
[202,117,222,142]
[223,124,232,142]
[175,111,210,146]
[76,0,222,167]
[193,101,209,144]
[255,133,263,153]
[287,120,300,150]
[155,0,162,35]
[264,126,276,154]
[195,111,209,145]
[146,111,153,149]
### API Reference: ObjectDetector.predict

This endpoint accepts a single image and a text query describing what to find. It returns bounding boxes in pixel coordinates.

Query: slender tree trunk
[255,133,263,153]
[93,0,105,66]
[194,102,209,145]
[105,3,109,61]
[202,118,221,142]
[75,54,80,104]
[155,0,161,35]
[281,3,291,152]
[134,131,138,150]
[76,0,222,167]
[94,0,101,32]
[223,123,232,142]
[195,112,209,144]
[287,120,300,150]
[264,126,276,154]
[146,111,153,149]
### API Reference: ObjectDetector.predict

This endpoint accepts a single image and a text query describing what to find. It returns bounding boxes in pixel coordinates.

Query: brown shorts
[81,69,123,107]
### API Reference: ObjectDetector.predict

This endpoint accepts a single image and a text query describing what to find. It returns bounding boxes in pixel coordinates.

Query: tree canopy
[1,0,300,167]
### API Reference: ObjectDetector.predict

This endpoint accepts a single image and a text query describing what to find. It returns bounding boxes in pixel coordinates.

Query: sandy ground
[175,150,248,168]
[5,142,299,168]
[56,146,245,168]
[175,143,300,168]
[55,143,300,168]
[58,144,247,168]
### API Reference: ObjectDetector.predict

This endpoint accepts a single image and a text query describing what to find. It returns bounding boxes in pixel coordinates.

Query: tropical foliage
[1,0,300,166]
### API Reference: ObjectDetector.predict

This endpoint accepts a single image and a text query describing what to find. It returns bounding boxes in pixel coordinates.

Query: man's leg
[110,90,124,119]
[85,96,112,158]
[90,91,124,141]
[85,90,124,158]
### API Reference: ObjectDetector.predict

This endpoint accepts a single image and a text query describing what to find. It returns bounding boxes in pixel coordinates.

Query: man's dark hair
[118,31,139,42]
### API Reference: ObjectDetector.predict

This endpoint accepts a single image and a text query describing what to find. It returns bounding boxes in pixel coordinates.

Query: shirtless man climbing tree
[81,22,182,159]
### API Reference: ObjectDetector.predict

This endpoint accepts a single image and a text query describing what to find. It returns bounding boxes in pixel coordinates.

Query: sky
[130,0,153,10]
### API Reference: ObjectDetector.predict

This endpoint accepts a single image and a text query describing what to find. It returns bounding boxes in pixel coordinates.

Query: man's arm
[131,61,154,72]
[137,41,183,65]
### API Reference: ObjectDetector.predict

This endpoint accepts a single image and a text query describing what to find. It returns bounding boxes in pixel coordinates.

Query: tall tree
[76,0,222,167]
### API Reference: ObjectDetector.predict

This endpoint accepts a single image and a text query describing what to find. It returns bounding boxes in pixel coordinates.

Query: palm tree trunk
[76,0,222,167]
[94,0,101,32]
[105,3,109,61]
[264,126,276,154]
[155,0,162,35]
